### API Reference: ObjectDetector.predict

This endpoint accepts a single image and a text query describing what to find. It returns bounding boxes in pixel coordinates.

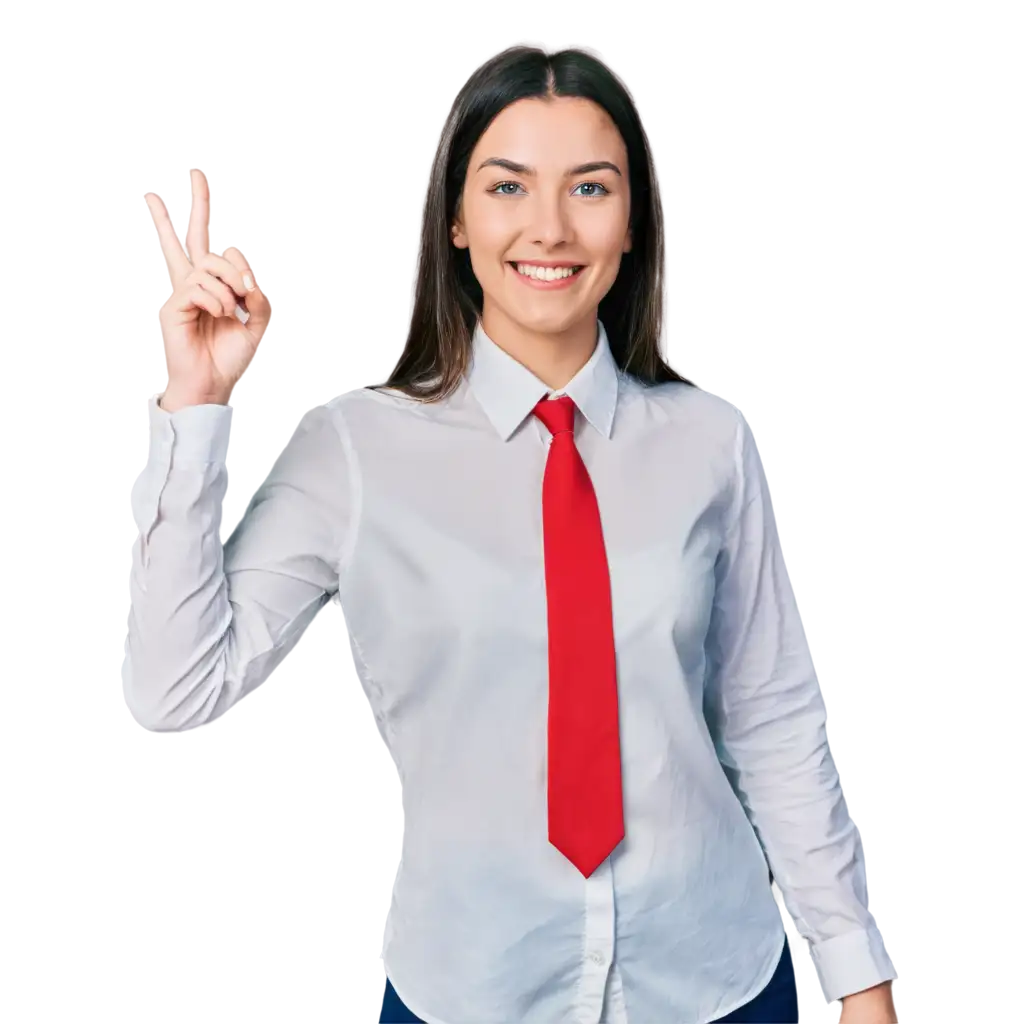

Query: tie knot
[532,394,576,437]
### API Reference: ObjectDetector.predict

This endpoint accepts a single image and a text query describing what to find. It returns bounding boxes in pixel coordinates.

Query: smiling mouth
[508,261,585,281]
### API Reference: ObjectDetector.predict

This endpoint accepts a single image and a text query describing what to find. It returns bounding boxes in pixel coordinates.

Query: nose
[527,189,574,249]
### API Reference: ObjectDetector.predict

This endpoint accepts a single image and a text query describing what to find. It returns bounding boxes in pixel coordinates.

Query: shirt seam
[324,400,398,761]
[328,399,363,580]
[722,404,756,546]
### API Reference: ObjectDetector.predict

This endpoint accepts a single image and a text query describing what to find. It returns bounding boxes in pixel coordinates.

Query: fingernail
[243,273,254,291]
[235,303,250,325]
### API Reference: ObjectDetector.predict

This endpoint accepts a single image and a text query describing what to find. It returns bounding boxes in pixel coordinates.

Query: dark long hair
[366,45,697,402]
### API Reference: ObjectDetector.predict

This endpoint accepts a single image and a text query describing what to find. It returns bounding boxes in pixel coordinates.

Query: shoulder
[256,385,372,477]
[265,385,442,489]
[616,377,760,505]
[619,375,746,449]
[325,371,471,423]
[297,383,441,443]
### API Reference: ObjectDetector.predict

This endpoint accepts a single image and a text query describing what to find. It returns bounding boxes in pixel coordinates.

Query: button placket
[604,960,629,1024]
[573,858,616,1024]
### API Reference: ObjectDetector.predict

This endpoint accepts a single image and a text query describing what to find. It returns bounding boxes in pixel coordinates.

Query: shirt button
[589,951,604,965]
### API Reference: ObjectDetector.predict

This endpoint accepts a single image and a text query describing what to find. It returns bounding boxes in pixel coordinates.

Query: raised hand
[144,168,271,410]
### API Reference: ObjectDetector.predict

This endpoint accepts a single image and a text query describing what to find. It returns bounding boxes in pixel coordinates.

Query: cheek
[466,242,509,290]
[462,196,512,256]
[577,209,631,258]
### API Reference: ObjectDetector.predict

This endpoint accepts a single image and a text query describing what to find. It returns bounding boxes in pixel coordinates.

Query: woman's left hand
[837,980,897,1023]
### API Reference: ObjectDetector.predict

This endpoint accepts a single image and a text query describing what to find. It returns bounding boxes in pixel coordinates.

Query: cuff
[809,925,898,1004]
[148,391,233,466]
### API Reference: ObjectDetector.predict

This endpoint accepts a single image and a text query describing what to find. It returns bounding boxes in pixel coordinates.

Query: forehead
[471,96,626,167]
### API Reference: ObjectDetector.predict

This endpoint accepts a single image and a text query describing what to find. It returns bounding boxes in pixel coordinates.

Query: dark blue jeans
[379,934,798,1022]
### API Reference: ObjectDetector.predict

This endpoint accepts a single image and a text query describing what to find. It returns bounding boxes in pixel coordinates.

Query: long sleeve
[701,408,897,1004]
[122,393,356,732]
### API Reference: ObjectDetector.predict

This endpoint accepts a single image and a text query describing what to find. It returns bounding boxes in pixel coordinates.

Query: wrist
[159,386,232,412]
[839,980,896,1022]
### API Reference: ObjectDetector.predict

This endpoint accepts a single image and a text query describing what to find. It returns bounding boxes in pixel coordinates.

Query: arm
[121,392,356,731]
[701,408,897,1008]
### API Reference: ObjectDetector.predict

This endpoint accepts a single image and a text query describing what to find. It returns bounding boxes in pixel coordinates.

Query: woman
[128,45,898,1024]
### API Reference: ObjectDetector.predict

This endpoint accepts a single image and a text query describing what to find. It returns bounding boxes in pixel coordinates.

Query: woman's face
[452,95,632,337]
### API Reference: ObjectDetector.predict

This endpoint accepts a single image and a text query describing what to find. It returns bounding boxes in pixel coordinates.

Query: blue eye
[492,181,525,195]
[572,182,609,197]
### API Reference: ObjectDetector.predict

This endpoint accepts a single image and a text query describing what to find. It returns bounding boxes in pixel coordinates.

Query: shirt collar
[465,318,621,442]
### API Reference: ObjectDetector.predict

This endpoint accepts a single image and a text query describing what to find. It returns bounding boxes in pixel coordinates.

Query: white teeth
[514,263,581,281]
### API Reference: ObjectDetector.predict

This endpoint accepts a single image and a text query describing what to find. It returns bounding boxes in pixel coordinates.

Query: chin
[510,305,588,336]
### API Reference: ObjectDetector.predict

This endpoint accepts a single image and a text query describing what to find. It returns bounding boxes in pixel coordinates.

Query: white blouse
[122,318,896,1023]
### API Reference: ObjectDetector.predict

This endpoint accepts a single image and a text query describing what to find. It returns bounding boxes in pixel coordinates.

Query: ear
[622,225,633,254]
[451,213,468,250]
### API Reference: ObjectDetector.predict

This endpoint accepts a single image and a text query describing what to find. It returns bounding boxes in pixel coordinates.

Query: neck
[480,305,598,391]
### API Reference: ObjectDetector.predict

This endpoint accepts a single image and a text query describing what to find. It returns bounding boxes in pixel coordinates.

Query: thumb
[240,284,272,335]
[223,246,271,336]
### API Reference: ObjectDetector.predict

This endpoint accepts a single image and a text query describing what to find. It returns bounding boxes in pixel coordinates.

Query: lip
[510,260,584,268]
[507,261,586,290]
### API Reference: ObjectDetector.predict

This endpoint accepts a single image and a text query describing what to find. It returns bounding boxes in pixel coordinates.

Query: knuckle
[221,251,247,283]
[201,273,223,295]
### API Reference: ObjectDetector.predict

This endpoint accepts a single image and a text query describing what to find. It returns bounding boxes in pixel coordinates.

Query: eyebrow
[476,157,623,177]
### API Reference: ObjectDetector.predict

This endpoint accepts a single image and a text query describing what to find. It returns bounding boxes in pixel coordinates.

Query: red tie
[532,394,625,878]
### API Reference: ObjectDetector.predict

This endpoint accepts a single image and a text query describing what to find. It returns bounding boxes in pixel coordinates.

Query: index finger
[185,168,211,264]
[143,191,191,285]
